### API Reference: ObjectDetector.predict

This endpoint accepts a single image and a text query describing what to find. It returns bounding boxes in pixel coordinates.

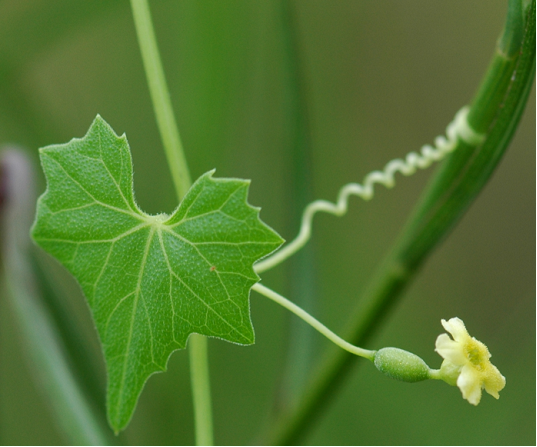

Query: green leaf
[31,115,283,433]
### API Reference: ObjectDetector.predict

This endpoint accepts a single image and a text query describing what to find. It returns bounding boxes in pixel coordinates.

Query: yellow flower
[435,317,505,405]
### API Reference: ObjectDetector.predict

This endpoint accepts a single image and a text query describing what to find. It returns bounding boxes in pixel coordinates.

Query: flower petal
[441,317,469,343]
[435,333,466,365]
[483,364,506,399]
[457,365,483,405]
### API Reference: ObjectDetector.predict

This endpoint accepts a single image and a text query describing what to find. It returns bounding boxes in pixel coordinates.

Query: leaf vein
[115,227,155,414]
[96,131,135,213]
[159,231,243,337]
[43,153,143,220]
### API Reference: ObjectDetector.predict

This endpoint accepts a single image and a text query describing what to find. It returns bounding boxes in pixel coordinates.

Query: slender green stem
[130,0,192,199]
[253,283,376,361]
[130,1,213,444]
[188,334,214,446]
[428,369,443,380]
[265,1,535,444]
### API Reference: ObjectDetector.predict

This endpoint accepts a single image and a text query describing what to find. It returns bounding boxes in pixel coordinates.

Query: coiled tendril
[255,106,485,274]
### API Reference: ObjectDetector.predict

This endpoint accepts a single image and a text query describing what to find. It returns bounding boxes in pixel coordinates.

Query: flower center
[465,339,486,371]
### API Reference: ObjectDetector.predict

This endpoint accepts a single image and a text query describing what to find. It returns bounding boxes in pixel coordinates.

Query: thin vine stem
[130,1,213,445]
[188,334,214,446]
[130,0,192,199]
[253,283,376,361]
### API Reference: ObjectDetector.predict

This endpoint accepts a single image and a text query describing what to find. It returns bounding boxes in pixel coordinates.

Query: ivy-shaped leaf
[31,115,283,432]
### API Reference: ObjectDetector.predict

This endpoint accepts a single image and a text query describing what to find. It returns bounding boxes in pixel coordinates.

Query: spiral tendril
[255,106,485,274]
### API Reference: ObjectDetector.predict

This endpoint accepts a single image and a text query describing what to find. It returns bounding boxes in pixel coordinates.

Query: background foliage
[0,0,534,445]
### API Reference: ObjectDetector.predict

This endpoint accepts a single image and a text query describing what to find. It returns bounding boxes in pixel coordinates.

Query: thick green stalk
[467,0,524,133]
[130,1,212,445]
[267,1,535,444]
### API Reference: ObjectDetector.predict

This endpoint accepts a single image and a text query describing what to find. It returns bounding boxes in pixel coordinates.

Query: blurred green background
[0,0,534,445]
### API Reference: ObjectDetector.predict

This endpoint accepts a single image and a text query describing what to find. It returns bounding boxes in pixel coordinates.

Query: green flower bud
[374,347,431,383]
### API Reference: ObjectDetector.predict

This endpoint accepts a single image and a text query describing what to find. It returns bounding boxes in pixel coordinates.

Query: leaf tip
[107,406,129,435]
[90,114,123,139]
[92,113,105,127]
